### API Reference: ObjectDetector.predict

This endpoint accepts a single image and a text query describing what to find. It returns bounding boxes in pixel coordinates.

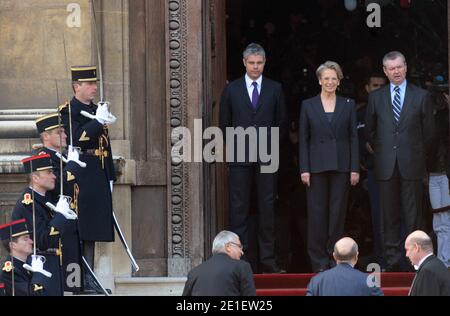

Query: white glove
[110,180,114,193]
[81,101,117,124]
[95,102,111,125]
[46,196,77,220]
[23,255,52,278]
[100,102,117,125]
[67,145,87,168]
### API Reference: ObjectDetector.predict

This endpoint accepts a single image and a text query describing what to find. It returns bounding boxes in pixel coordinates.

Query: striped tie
[392,86,402,123]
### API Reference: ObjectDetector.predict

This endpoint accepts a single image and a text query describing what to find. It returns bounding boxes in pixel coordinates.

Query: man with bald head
[405,231,450,296]
[306,238,383,296]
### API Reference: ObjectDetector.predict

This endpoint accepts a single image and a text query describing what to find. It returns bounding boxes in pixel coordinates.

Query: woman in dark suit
[299,61,359,272]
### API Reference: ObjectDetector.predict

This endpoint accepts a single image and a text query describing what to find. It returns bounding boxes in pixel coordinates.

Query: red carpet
[254,272,415,296]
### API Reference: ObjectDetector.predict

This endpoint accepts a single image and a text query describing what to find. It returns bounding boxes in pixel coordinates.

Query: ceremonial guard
[59,65,117,290]
[11,154,78,296]
[0,219,47,296]
[34,113,86,293]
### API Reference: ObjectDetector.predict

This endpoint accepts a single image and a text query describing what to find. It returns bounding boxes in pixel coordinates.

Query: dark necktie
[251,82,259,109]
[393,86,402,123]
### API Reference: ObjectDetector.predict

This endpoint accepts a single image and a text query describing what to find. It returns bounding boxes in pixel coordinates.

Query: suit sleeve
[305,277,317,296]
[239,262,256,296]
[419,270,442,296]
[299,101,310,173]
[349,100,360,172]
[29,272,47,296]
[181,272,193,296]
[364,93,377,147]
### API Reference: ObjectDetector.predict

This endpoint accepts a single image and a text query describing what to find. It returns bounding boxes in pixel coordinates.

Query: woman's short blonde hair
[316,61,344,80]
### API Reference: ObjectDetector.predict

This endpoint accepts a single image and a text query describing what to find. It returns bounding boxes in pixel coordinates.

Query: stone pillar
[167,0,205,276]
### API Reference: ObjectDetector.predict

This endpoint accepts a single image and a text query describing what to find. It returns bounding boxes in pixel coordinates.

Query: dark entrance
[223,0,448,273]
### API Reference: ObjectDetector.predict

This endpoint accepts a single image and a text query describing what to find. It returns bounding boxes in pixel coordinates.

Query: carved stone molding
[167,0,190,276]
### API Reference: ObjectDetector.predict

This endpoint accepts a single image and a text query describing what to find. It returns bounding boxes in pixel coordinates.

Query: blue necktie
[251,82,259,109]
[392,86,402,123]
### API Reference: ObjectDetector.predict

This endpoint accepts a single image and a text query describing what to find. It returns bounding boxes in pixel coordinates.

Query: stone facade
[0,0,212,293]
[0,0,136,292]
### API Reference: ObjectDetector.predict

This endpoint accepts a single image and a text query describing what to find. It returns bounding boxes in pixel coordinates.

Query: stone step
[114,277,187,296]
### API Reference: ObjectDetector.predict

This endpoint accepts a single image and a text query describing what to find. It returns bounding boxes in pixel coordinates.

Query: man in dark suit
[306,237,383,296]
[220,43,287,273]
[405,231,450,296]
[365,51,435,271]
[182,230,256,296]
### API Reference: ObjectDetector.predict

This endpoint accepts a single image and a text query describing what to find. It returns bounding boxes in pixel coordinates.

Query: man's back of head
[212,230,243,261]
[333,237,359,267]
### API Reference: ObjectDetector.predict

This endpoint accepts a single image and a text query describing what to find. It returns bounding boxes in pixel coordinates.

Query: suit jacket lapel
[311,95,334,137]
[408,255,435,296]
[255,77,267,112]
[239,77,254,111]
[398,84,414,127]
[330,97,345,134]
[382,86,397,127]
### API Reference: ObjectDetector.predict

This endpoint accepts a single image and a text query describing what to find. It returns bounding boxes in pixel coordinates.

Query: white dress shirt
[245,74,262,102]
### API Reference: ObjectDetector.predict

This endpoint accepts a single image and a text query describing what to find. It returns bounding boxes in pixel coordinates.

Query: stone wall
[0,0,135,291]
[0,0,93,109]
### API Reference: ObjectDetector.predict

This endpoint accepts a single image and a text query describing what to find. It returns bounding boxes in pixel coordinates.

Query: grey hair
[243,43,266,60]
[409,235,434,253]
[334,242,358,262]
[383,51,407,67]
[316,61,344,80]
[212,230,239,254]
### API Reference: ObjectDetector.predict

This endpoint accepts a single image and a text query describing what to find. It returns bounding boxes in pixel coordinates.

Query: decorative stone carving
[168,0,190,273]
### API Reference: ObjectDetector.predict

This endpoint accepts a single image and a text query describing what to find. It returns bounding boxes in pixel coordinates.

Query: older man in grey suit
[306,238,384,296]
[182,231,256,296]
